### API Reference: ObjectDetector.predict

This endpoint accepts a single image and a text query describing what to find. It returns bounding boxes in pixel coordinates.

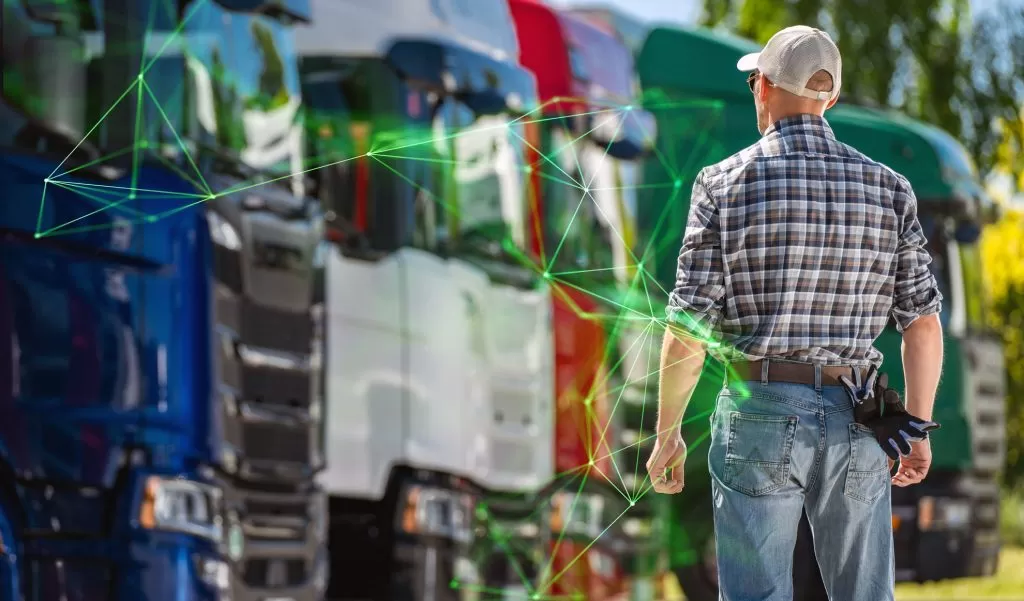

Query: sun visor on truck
[386,39,538,116]
[385,39,454,93]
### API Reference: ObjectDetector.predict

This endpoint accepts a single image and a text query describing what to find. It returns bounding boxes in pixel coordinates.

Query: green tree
[981,209,1024,486]
[700,0,1024,183]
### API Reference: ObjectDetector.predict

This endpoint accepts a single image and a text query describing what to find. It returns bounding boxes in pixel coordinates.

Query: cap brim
[736,52,760,72]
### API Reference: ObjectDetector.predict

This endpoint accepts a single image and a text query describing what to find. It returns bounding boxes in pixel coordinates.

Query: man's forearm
[901,313,943,420]
[655,325,707,440]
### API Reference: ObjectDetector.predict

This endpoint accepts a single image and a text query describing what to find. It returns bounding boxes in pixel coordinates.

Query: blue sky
[551,0,702,24]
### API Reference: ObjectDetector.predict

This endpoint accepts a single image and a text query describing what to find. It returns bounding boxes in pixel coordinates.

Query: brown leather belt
[727,360,863,387]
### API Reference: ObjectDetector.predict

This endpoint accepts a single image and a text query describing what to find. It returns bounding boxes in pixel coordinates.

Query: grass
[895,546,1024,600]
[659,546,1024,600]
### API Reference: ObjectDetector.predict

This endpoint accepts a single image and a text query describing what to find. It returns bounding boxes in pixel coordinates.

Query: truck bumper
[392,535,480,601]
[892,500,987,582]
[114,533,228,601]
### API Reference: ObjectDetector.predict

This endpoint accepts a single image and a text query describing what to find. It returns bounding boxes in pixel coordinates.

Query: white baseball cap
[736,25,842,102]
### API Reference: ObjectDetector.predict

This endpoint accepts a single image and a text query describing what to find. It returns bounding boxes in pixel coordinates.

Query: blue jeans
[707,376,895,601]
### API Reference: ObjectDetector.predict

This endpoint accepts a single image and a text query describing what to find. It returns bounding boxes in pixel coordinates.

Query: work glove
[839,365,940,462]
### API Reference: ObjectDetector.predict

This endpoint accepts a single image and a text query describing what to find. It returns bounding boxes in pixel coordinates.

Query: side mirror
[23,36,87,141]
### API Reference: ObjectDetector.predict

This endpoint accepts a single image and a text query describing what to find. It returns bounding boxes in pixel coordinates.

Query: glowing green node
[128,193,137,200]
[542,272,551,280]
[624,105,633,111]
[147,215,158,223]
[33,233,41,239]
[136,73,144,82]
[630,500,636,507]
[674,179,683,189]
[449,579,459,589]
[205,194,216,201]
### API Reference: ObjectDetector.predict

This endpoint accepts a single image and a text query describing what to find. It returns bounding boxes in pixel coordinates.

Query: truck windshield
[435,52,533,262]
[440,101,527,257]
[148,0,307,190]
[542,129,617,283]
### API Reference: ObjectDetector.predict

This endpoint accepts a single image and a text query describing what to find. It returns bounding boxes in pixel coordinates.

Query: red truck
[509,1,663,598]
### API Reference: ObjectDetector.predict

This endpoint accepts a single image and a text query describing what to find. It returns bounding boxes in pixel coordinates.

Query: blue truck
[0,1,326,599]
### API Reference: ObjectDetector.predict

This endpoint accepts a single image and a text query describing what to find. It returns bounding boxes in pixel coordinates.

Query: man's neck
[769,109,825,125]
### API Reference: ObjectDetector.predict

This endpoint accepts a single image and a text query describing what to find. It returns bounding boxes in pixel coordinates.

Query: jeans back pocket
[845,422,890,504]
[721,412,798,496]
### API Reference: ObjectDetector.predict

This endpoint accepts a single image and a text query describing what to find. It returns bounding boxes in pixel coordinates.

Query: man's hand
[892,439,931,487]
[646,435,687,494]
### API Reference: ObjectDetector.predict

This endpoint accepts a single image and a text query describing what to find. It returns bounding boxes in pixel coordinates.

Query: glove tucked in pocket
[839,365,940,462]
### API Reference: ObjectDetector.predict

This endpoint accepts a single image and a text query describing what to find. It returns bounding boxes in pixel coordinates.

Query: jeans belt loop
[814,364,822,392]
[761,359,770,385]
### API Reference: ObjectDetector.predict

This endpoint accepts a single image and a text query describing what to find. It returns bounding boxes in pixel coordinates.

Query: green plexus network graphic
[36,2,754,598]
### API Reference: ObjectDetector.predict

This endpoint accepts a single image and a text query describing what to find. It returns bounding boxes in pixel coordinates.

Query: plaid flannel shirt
[666,114,942,367]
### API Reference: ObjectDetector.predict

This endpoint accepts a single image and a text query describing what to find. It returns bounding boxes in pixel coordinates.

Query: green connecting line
[31,37,750,587]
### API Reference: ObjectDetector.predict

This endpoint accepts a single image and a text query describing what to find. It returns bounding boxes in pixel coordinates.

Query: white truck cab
[295,1,555,599]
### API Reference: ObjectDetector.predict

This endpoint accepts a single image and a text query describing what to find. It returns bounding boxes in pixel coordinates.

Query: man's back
[667,113,942,366]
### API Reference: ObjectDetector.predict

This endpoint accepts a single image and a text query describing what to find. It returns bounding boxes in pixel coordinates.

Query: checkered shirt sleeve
[665,169,725,340]
[890,175,942,331]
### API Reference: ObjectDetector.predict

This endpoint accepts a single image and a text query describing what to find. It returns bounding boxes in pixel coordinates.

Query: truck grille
[244,558,307,588]
[964,338,1006,477]
[210,201,324,484]
[227,485,325,596]
[243,421,311,464]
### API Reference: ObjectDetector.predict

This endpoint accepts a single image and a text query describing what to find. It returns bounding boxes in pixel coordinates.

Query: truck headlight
[139,476,223,542]
[396,484,475,544]
[918,496,971,531]
[206,211,241,250]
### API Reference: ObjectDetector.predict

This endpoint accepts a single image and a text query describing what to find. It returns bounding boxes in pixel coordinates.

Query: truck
[633,23,1005,599]
[295,1,555,599]
[507,2,664,599]
[0,0,327,600]
[828,105,1005,582]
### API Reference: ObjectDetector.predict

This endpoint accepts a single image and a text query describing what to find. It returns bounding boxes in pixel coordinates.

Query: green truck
[619,23,1006,601]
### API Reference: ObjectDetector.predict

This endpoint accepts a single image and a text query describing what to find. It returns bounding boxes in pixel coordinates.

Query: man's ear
[758,75,771,102]
[826,95,839,109]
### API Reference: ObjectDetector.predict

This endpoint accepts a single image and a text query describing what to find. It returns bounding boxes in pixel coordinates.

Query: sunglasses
[747,71,759,93]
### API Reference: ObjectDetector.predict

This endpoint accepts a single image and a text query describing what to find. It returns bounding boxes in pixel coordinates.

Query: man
[644,25,945,601]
